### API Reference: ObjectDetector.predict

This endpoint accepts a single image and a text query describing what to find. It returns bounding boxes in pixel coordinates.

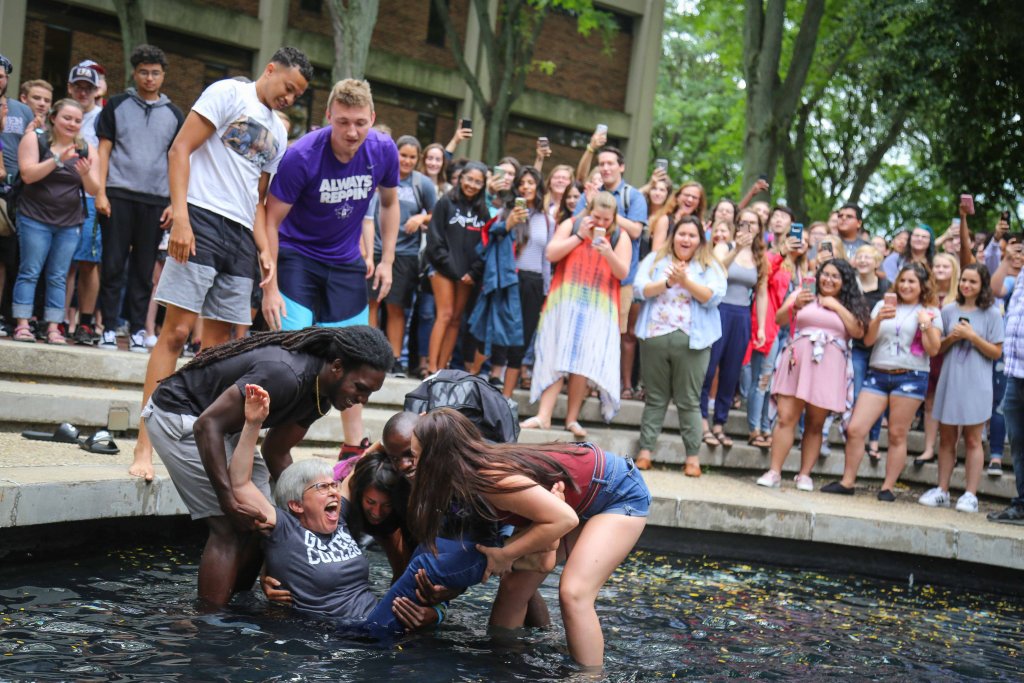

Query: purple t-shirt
[270,127,399,264]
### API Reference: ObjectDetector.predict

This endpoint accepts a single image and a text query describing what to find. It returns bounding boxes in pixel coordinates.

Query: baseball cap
[76,59,106,75]
[68,64,101,87]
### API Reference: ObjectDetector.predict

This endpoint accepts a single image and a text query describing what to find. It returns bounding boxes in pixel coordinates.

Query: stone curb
[1,462,1022,572]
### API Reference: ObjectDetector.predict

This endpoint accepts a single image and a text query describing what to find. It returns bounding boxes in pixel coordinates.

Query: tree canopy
[653,0,1024,236]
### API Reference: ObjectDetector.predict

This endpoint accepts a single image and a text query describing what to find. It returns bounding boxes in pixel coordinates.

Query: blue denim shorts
[581,453,652,520]
[862,368,929,401]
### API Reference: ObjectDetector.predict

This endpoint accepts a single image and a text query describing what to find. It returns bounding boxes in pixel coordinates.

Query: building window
[300,0,322,13]
[41,25,72,94]
[416,112,438,147]
[426,0,449,47]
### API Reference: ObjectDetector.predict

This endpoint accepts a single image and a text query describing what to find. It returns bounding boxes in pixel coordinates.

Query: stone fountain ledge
[0,433,1021,573]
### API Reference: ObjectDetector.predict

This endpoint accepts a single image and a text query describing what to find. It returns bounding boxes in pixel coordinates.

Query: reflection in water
[0,544,1022,681]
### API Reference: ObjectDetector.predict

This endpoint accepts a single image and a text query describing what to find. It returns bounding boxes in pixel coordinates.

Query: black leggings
[493,271,544,368]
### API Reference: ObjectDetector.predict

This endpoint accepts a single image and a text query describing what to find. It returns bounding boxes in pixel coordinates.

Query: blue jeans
[991,358,1007,458]
[1002,376,1024,504]
[747,332,784,433]
[13,215,82,322]
[852,347,883,442]
[363,536,489,634]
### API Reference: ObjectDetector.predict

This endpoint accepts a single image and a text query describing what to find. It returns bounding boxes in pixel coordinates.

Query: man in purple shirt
[989,240,1024,524]
[263,79,399,460]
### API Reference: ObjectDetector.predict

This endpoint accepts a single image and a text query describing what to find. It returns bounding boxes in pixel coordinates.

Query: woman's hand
[817,295,840,312]
[244,384,270,425]
[460,273,474,286]
[73,154,92,177]
[57,144,78,165]
[392,597,438,630]
[670,261,690,287]
[507,206,528,228]
[793,288,814,311]
[576,216,594,241]
[593,234,613,258]
[755,326,767,348]
[476,544,513,583]
[735,231,754,249]
[948,319,972,341]
[413,568,462,605]
[261,574,292,605]
[917,308,935,326]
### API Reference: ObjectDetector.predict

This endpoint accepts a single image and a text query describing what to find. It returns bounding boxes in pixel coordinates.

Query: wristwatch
[52,155,64,169]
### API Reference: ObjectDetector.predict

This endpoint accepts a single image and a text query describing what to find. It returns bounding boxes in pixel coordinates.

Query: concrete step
[0,378,1016,500]
[0,341,935,450]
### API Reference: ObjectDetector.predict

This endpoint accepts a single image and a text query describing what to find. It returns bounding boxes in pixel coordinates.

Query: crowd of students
[3,39,1024,667]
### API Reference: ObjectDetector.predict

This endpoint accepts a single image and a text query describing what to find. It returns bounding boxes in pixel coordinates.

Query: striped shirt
[1005,270,1024,379]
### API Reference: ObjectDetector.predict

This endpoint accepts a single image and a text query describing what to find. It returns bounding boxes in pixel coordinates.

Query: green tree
[111,0,147,86]
[432,0,615,163]
[324,0,380,82]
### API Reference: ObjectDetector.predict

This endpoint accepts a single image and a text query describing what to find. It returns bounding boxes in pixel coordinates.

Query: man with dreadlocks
[143,325,393,606]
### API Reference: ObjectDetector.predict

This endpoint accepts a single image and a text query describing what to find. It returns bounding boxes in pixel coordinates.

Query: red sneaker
[338,437,370,461]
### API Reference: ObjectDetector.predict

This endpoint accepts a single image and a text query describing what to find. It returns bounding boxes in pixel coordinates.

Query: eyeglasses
[737,221,757,228]
[305,481,340,494]
[137,69,164,79]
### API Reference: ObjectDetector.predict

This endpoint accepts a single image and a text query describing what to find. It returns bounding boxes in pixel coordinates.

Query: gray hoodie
[95,87,184,205]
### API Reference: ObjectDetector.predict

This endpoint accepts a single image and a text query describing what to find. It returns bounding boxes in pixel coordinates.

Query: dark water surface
[1,543,1022,681]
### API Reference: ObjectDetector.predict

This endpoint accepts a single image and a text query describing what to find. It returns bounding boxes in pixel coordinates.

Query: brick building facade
[2,0,663,181]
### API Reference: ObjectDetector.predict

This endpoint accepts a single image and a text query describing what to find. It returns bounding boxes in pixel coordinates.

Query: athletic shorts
[277,247,369,329]
[72,196,101,263]
[143,399,271,520]
[154,204,257,325]
[367,253,419,309]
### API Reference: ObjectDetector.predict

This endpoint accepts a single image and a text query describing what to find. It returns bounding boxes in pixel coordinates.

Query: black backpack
[404,369,520,443]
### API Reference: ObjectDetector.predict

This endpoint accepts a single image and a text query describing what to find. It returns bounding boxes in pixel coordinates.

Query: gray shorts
[153,203,257,325]
[144,399,270,520]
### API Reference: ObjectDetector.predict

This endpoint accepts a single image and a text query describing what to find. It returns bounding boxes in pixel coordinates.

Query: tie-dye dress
[530,222,622,421]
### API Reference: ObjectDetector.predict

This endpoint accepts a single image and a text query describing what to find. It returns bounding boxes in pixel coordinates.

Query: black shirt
[153,346,325,430]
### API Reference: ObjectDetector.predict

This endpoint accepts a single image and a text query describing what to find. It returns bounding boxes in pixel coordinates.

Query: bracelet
[586,145,595,154]
[919,322,932,330]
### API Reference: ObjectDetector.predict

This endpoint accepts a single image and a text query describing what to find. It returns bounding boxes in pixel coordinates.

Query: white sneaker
[955,491,979,513]
[756,470,781,488]
[145,334,158,349]
[794,474,814,492]
[918,487,950,508]
[129,329,149,353]
[98,329,118,350]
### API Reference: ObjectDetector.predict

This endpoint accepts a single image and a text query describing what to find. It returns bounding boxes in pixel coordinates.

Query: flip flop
[80,430,120,455]
[22,422,81,444]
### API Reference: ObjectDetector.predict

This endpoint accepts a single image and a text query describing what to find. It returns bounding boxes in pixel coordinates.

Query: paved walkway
[0,339,1022,574]
[1,431,1022,572]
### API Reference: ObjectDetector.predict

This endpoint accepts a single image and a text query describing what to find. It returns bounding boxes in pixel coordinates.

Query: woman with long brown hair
[651,180,706,251]
[406,408,651,669]
[823,262,944,500]
[633,214,727,475]
[700,208,768,447]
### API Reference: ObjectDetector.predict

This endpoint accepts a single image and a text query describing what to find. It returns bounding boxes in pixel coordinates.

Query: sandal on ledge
[46,328,67,345]
[621,387,635,401]
[712,428,733,447]
[520,416,549,430]
[565,421,588,439]
[702,430,721,447]
[13,324,35,343]
[867,446,881,465]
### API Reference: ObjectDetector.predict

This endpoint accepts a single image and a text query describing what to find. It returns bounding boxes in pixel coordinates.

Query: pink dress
[771,302,850,413]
